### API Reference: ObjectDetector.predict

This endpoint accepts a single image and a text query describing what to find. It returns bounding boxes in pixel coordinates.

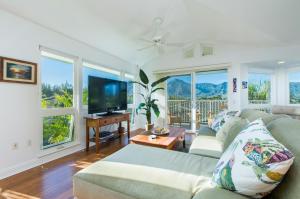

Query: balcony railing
[167,99,227,124]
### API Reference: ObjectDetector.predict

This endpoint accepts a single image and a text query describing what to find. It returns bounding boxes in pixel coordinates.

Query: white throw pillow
[210,110,238,132]
[212,118,294,198]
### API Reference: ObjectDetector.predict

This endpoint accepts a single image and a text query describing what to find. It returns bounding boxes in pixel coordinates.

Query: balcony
[168,100,227,129]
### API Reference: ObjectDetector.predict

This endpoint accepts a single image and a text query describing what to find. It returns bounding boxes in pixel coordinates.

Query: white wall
[0,9,135,179]
[141,43,300,126]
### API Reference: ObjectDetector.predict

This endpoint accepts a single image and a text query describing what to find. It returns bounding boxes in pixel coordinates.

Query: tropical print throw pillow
[210,110,238,132]
[212,118,294,198]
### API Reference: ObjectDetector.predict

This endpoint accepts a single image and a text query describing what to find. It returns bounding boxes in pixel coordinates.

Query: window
[125,73,135,124]
[195,70,228,123]
[41,51,75,149]
[289,71,300,104]
[82,62,121,106]
[248,73,271,104]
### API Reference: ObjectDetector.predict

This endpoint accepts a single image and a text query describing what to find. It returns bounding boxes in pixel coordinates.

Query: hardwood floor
[0,129,194,199]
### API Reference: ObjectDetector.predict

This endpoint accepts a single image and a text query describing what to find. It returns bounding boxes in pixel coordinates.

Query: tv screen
[88,76,127,114]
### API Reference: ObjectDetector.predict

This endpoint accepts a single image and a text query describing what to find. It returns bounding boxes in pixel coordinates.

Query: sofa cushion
[192,188,248,199]
[223,118,249,150]
[189,135,223,158]
[213,119,294,198]
[239,109,289,125]
[210,110,238,132]
[266,118,300,199]
[74,144,219,199]
[216,117,244,144]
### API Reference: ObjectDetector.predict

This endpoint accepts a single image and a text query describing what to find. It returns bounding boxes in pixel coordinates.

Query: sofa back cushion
[266,118,300,199]
[239,109,290,125]
[223,118,249,150]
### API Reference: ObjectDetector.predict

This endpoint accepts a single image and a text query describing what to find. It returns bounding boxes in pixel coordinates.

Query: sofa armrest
[189,135,222,159]
[192,188,248,199]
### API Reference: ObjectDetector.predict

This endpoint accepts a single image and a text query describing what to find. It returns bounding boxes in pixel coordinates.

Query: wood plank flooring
[0,129,194,199]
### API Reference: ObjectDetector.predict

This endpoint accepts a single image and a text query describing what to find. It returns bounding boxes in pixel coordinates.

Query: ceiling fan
[137,17,184,54]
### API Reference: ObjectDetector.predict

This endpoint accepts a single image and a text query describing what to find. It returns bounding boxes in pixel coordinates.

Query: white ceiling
[0,0,300,64]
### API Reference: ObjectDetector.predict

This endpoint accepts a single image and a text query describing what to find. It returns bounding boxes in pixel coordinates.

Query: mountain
[167,79,191,99]
[167,78,227,100]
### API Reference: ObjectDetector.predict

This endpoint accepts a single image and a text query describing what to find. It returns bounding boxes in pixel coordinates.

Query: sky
[168,70,228,84]
[41,57,120,87]
[289,72,300,82]
[248,73,271,84]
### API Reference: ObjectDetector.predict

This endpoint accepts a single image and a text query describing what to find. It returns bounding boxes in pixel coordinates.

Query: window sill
[38,141,80,158]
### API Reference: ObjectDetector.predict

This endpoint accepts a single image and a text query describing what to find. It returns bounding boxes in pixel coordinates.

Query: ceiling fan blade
[137,44,156,51]
[160,32,170,43]
[138,38,154,44]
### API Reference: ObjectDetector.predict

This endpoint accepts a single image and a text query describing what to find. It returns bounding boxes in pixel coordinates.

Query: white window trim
[40,48,79,152]
[286,66,300,106]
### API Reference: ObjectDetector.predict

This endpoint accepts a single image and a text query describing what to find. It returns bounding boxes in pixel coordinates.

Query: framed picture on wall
[0,57,37,84]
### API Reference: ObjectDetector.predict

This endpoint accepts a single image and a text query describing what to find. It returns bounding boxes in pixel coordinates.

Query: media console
[84,112,130,153]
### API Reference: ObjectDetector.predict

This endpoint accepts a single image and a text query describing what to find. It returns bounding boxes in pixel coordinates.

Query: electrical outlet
[12,143,18,150]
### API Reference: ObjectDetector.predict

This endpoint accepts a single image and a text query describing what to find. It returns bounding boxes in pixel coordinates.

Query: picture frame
[242,81,248,89]
[233,78,237,92]
[0,57,37,84]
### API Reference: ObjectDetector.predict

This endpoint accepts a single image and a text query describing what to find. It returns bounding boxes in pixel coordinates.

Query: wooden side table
[84,113,130,153]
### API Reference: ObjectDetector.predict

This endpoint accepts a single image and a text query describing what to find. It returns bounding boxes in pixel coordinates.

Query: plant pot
[145,123,154,131]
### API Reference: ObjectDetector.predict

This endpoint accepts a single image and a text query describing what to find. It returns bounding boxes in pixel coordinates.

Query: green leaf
[136,103,146,114]
[151,103,160,118]
[151,99,158,104]
[151,76,170,87]
[139,69,149,85]
[130,81,147,89]
[151,87,164,94]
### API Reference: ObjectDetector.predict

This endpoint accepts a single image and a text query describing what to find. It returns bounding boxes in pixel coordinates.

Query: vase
[145,123,154,131]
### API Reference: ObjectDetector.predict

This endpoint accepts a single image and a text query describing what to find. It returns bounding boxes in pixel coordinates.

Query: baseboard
[0,144,89,180]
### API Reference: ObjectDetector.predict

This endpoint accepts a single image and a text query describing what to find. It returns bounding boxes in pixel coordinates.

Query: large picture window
[82,62,121,106]
[41,51,75,149]
[289,71,300,104]
[125,73,135,124]
[248,73,271,104]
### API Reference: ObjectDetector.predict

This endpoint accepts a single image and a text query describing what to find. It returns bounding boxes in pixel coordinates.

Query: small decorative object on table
[153,127,169,135]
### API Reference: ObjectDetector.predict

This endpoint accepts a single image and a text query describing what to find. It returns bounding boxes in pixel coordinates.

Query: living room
[0,0,300,199]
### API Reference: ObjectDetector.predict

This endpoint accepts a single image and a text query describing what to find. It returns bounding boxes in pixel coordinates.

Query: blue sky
[41,57,73,85]
[196,71,227,84]
[289,72,300,82]
[41,57,120,87]
[249,73,270,84]
[168,70,228,84]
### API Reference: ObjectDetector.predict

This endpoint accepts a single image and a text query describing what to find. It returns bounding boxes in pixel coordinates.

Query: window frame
[124,73,136,125]
[81,61,122,109]
[40,48,79,151]
[247,68,274,110]
[287,66,300,105]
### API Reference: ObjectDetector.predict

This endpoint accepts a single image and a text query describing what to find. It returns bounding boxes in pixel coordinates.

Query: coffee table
[130,127,186,150]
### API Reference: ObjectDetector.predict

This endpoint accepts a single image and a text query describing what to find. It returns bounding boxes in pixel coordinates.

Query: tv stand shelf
[84,112,130,153]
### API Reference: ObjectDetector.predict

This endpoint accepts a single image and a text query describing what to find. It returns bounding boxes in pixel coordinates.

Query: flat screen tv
[88,76,127,114]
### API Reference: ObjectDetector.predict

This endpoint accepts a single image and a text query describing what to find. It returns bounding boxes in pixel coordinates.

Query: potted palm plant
[132,69,169,131]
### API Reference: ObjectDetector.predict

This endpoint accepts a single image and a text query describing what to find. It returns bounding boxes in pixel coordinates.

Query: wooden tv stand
[84,113,130,153]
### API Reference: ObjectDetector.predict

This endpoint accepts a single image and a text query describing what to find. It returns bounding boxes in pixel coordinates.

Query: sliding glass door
[166,69,228,131]
[167,74,192,129]
[195,70,228,124]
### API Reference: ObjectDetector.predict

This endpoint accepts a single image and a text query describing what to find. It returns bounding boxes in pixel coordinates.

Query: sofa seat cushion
[189,135,223,158]
[74,144,218,199]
